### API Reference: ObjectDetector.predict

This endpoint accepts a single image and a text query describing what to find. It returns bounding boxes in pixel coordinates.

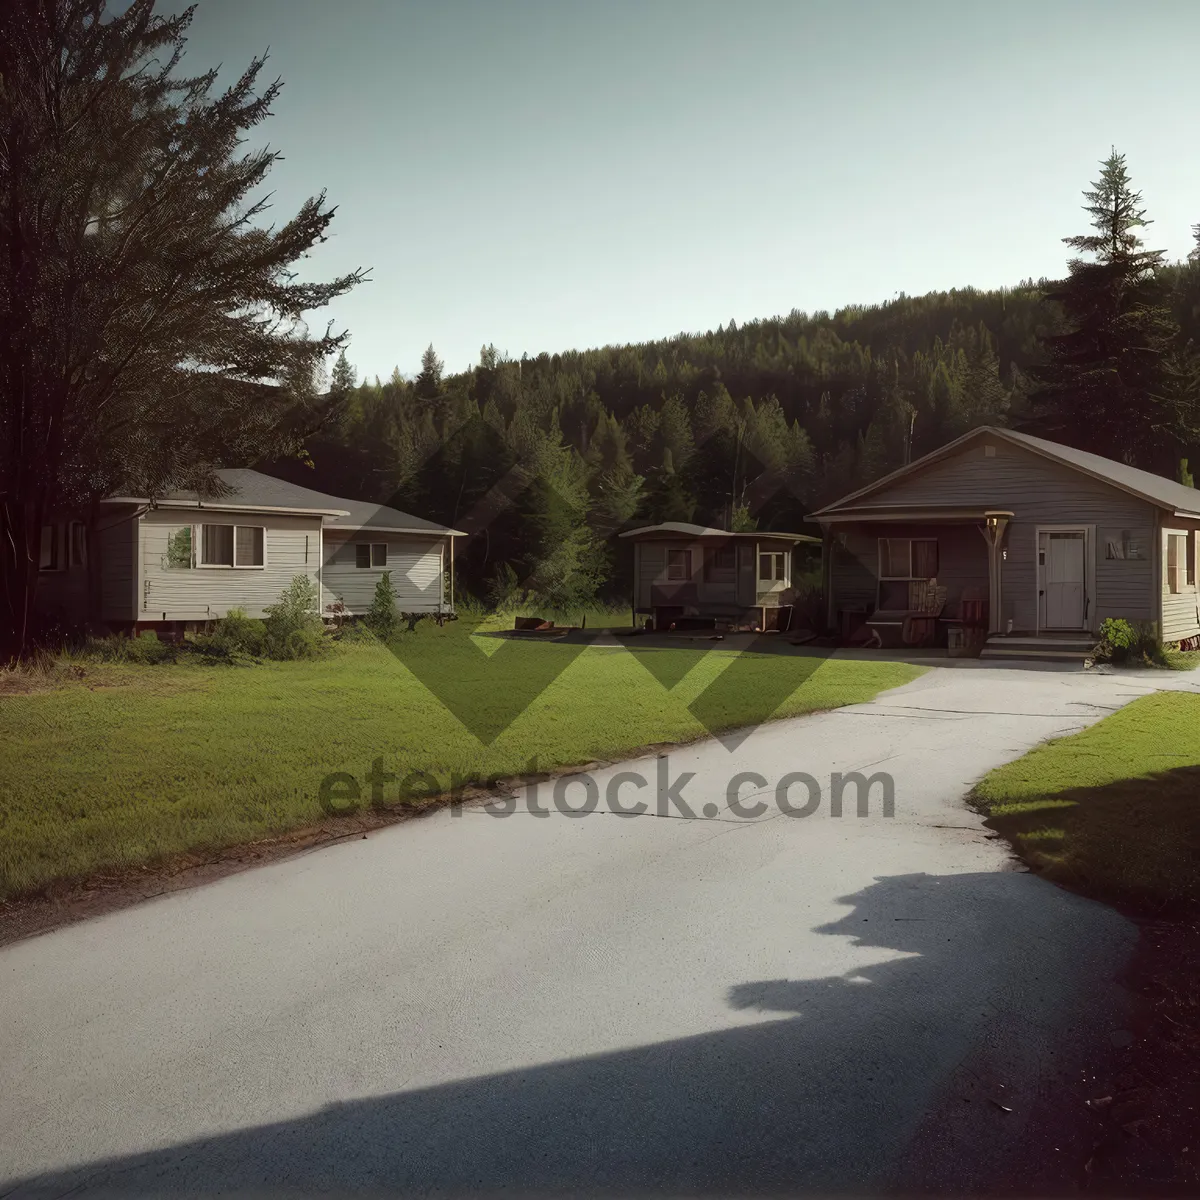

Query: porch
[823,508,1013,653]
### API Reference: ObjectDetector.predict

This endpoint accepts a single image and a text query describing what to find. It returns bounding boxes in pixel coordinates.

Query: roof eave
[107,497,352,518]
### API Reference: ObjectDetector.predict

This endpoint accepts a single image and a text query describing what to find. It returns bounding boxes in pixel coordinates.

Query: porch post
[821,528,835,634]
[980,514,1010,634]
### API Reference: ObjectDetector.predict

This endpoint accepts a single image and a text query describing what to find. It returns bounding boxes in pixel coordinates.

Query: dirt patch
[1080,913,1200,1195]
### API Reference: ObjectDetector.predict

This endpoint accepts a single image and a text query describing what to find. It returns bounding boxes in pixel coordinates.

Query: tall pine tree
[1025,150,1192,471]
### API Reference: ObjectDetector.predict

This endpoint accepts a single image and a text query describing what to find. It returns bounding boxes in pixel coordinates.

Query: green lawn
[974,691,1200,911]
[0,624,923,901]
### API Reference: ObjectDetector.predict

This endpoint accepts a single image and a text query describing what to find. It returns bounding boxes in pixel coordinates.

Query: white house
[36,470,463,631]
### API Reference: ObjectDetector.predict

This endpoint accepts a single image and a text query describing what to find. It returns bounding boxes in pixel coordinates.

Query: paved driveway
[2,662,1197,1196]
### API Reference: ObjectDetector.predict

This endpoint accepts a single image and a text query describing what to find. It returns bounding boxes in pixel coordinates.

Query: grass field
[974,691,1200,911]
[0,622,923,901]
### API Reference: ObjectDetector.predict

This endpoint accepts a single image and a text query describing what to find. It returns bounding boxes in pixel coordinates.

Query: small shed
[619,522,821,632]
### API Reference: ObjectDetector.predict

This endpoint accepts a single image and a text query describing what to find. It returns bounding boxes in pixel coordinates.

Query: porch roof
[815,504,1014,525]
[619,521,820,544]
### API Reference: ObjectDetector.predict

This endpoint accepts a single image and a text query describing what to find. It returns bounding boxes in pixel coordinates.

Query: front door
[1039,531,1086,629]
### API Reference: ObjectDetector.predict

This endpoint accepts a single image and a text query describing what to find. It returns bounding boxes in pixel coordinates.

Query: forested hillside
[265,256,1199,609]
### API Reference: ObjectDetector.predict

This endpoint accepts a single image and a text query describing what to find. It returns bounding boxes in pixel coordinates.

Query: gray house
[621,522,821,632]
[812,426,1200,659]
[36,470,462,631]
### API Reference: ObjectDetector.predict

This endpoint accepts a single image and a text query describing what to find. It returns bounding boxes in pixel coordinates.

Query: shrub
[192,608,267,659]
[263,576,326,659]
[1097,617,1163,665]
[364,571,398,639]
[121,630,176,665]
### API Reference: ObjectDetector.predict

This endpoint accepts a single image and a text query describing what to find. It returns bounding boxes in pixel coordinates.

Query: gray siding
[34,513,137,624]
[99,513,138,621]
[1161,519,1200,642]
[321,532,446,614]
[840,435,1158,632]
[632,539,793,611]
[34,523,88,624]
[139,508,324,620]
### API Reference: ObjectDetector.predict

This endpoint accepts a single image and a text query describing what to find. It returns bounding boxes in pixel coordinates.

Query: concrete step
[980,645,1094,661]
[989,634,1095,650]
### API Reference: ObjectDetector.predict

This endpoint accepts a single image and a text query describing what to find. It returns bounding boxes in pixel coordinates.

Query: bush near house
[1095,618,1200,671]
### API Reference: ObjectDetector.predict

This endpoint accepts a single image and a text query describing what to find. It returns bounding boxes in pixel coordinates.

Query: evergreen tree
[1025,150,1193,470]
[330,350,357,397]
[0,0,365,657]
[414,344,444,403]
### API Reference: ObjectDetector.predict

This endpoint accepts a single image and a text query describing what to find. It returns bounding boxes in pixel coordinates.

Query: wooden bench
[865,582,947,649]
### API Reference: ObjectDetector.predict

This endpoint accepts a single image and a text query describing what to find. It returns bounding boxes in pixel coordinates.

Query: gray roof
[110,469,462,535]
[620,521,820,543]
[812,426,1200,518]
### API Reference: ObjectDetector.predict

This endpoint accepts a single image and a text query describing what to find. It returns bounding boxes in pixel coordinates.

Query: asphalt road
[3,661,1198,1197]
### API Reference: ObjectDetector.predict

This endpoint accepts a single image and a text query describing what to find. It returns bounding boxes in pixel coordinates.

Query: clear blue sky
[175,0,1200,383]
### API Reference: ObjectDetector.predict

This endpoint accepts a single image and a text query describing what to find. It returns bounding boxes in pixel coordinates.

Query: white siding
[138,508,323,620]
[321,532,446,614]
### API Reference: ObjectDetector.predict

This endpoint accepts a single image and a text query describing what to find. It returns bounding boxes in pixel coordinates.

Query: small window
[1189,531,1197,588]
[878,537,938,580]
[200,524,234,567]
[703,545,736,580]
[38,524,61,572]
[758,551,786,582]
[356,543,387,568]
[1167,533,1189,594]
[69,522,87,568]
[666,549,690,581]
[165,526,194,569]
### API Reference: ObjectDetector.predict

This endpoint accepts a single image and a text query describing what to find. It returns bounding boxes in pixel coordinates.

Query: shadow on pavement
[3,871,1131,1198]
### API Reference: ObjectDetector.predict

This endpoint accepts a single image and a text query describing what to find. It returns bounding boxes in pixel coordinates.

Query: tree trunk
[0,495,42,662]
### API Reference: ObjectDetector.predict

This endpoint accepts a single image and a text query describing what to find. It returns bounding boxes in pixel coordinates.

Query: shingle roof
[619,521,819,542]
[811,426,1200,518]
[114,469,462,535]
[998,428,1200,514]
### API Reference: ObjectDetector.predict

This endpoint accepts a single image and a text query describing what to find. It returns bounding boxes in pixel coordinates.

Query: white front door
[1039,531,1086,629]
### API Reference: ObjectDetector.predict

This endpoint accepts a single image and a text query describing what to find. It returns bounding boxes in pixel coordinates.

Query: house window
[69,522,87,568]
[1167,533,1190,594]
[879,538,939,580]
[38,524,61,572]
[235,526,264,567]
[165,526,194,569]
[758,551,787,582]
[666,548,691,581]
[199,524,265,568]
[201,524,234,566]
[1190,531,1197,588]
[356,543,387,568]
[704,545,736,580]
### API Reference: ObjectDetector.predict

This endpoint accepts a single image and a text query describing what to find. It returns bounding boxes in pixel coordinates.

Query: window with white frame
[1166,532,1191,594]
[758,551,787,582]
[199,523,264,568]
[355,543,387,568]
[878,537,939,580]
[164,526,194,569]
[666,548,691,581]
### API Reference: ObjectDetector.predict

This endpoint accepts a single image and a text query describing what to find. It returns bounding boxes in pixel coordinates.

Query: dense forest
[270,275,1199,608]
